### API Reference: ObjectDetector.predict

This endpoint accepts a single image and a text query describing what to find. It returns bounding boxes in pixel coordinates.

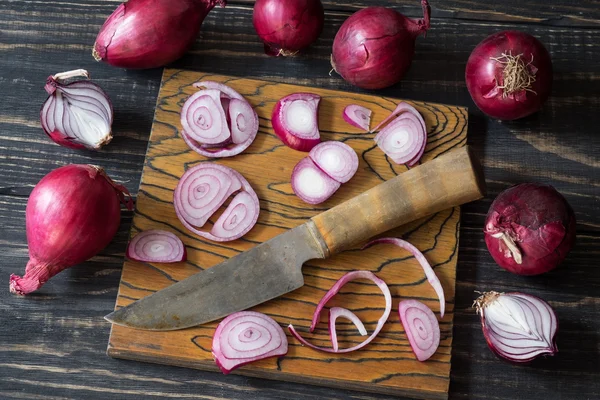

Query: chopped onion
[291,157,340,205]
[126,230,186,263]
[272,93,321,152]
[212,311,288,374]
[398,300,440,361]
[309,141,358,184]
[343,104,372,131]
[288,270,392,353]
[364,238,445,318]
[174,163,259,242]
[329,307,367,352]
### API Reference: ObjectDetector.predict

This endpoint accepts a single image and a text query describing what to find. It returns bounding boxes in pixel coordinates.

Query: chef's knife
[106,146,485,331]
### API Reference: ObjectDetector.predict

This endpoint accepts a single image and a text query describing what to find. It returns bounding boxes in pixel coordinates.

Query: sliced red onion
[229,98,258,144]
[288,270,392,353]
[398,300,440,361]
[374,113,425,166]
[126,230,186,263]
[363,238,445,318]
[291,157,340,205]
[174,163,259,242]
[343,104,372,131]
[474,291,558,363]
[212,311,288,374]
[194,81,245,101]
[181,89,230,145]
[329,307,367,352]
[182,130,255,158]
[272,93,321,152]
[309,141,358,184]
[41,69,113,150]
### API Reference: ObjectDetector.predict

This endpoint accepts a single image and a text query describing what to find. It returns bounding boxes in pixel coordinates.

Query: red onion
[331,1,431,89]
[398,300,440,361]
[212,311,288,374]
[182,89,230,145]
[363,238,445,317]
[309,141,358,184]
[93,0,226,69]
[288,270,392,353]
[174,163,259,242]
[291,157,340,205]
[342,104,372,131]
[329,307,367,352]
[252,0,324,56]
[474,291,558,363]
[10,165,132,295]
[373,106,427,167]
[272,93,321,152]
[126,230,186,263]
[41,69,113,150]
[465,31,553,120]
[484,183,576,276]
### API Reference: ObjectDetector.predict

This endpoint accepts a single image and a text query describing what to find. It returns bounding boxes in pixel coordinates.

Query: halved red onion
[126,230,186,263]
[474,291,558,363]
[288,270,392,353]
[41,69,113,150]
[329,307,367,352]
[181,89,230,145]
[364,238,445,318]
[291,157,340,205]
[212,311,288,374]
[174,163,259,242]
[272,93,321,152]
[398,300,440,361]
[309,141,359,184]
[343,104,372,131]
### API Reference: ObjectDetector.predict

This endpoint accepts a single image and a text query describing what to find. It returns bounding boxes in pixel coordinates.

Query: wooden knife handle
[311,146,486,256]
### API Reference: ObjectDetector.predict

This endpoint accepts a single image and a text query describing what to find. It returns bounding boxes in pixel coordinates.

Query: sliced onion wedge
[272,93,321,152]
[343,104,372,131]
[399,300,440,361]
[288,270,392,353]
[309,141,358,184]
[126,230,186,263]
[174,163,260,242]
[181,89,230,145]
[291,157,340,205]
[364,237,445,318]
[374,114,425,165]
[212,311,288,374]
[329,307,367,352]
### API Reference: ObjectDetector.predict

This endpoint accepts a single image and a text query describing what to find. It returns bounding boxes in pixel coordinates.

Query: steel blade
[105,222,326,330]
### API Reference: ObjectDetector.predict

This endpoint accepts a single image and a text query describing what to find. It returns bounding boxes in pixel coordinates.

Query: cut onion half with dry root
[291,157,340,205]
[398,300,440,361]
[272,93,321,151]
[41,69,113,150]
[309,141,358,184]
[212,311,288,374]
[126,230,186,263]
[343,104,372,131]
[174,163,259,242]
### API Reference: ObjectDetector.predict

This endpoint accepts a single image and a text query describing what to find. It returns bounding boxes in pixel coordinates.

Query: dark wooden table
[1,1,598,399]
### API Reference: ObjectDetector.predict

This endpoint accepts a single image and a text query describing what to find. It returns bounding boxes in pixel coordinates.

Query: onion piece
[398,300,440,361]
[229,98,258,144]
[291,157,340,205]
[212,311,288,374]
[181,89,230,145]
[194,81,245,100]
[272,93,321,152]
[329,307,367,352]
[126,230,186,263]
[374,113,425,165]
[363,238,445,318]
[343,104,372,131]
[289,270,392,353]
[309,141,359,184]
[182,130,255,159]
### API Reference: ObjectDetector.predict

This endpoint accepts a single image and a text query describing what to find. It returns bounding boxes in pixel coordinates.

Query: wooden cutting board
[107,69,468,400]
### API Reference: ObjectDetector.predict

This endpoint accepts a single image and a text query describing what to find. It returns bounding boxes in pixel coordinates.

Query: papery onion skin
[253,0,324,56]
[126,230,187,263]
[484,183,576,276]
[93,0,226,69]
[10,165,132,295]
[466,30,553,120]
[331,2,430,89]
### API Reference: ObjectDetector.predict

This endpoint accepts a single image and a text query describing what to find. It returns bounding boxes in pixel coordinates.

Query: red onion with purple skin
[484,183,576,276]
[331,1,431,90]
[93,0,226,69]
[466,31,553,120]
[252,0,324,56]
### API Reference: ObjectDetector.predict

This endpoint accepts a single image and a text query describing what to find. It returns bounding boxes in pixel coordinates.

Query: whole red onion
[252,0,324,56]
[331,1,430,90]
[484,183,576,276]
[465,31,553,120]
[10,165,133,295]
[93,0,226,69]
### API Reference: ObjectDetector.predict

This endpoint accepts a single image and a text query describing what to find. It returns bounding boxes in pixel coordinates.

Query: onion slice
[212,311,288,374]
[363,238,445,318]
[329,307,367,352]
[398,300,440,361]
[309,141,358,184]
[374,113,425,166]
[272,93,321,151]
[343,104,372,131]
[288,270,392,353]
[291,157,340,205]
[126,230,186,263]
[181,89,230,145]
